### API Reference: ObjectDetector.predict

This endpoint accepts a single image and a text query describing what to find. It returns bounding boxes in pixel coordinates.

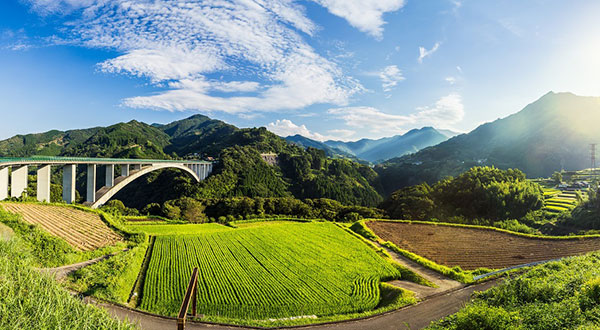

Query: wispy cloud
[379,65,405,92]
[328,93,464,137]
[312,0,406,39]
[27,0,408,116]
[418,42,440,63]
[445,76,457,85]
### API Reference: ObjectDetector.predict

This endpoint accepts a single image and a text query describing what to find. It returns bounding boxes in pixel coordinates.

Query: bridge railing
[177,267,200,330]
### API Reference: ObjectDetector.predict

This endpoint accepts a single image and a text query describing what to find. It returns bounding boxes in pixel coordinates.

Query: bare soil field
[2,203,122,251]
[368,221,600,270]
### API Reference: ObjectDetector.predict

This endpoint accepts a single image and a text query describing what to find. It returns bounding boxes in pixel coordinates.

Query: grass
[0,207,128,267]
[139,222,411,322]
[125,222,233,236]
[0,237,137,330]
[427,252,600,330]
[67,243,148,305]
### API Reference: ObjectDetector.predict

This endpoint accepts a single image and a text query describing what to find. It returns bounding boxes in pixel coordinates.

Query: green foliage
[380,167,544,225]
[68,244,148,304]
[0,239,137,330]
[377,93,600,195]
[150,197,384,222]
[0,207,77,267]
[551,171,563,184]
[429,252,600,330]
[139,222,403,319]
[349,220,379,241]
[126,223,233,236]
[380,240,473,283]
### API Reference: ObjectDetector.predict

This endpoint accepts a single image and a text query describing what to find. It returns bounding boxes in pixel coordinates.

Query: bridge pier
[37,165,51,203]
[0,157,213,207]
[87,164,96,203]
[105,165,115,187]
[121,164,129,177]
[63,165,76,204]
[11,165,28,198]
[0,167,8,200]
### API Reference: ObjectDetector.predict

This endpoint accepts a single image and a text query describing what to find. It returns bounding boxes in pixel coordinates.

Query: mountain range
[1,91,599,202]
[376,92,600,195]
[285,127,459,163]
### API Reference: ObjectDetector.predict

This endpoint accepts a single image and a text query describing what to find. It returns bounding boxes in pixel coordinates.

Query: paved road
[94,279,501,330]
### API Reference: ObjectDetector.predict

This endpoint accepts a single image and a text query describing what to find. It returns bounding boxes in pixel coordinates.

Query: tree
[551,171,563,185]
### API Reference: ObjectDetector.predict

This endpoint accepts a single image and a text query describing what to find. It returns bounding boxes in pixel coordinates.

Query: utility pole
[591,144,597,181]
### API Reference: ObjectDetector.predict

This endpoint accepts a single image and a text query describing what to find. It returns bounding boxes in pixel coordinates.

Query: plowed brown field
[2,202,122,251]
[368,221,600,270]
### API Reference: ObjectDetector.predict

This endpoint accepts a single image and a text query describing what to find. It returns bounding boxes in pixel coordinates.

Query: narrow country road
[94,279,501,330]
[376,242,463,299]
[40,249,127,280]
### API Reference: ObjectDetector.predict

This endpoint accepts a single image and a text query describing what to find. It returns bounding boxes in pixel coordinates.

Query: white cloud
[379,65,405,92]
[445,76,457,85]
[418,42,440,63]
[27,0,364,115]
[328,93,464,137]
[267,119,355,141]
[311,0,405,39]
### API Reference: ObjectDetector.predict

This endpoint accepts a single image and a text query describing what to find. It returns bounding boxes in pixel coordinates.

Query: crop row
[1,203,121,250]
[139,222,400,319]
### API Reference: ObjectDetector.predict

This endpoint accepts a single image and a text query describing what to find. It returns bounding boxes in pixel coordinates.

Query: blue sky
[1,0,599,141]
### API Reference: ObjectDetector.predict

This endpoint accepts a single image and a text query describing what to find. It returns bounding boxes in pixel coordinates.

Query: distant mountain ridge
[285,127,458,163]
[376,92,600,195]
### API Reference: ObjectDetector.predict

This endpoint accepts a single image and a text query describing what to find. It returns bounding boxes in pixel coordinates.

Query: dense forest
[380,167,545,227]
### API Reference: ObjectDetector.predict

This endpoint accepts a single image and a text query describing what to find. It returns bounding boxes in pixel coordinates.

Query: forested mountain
[0,115,383,207]
[285,135,357,160]
[377,92,600,195]
[285,127,454,163]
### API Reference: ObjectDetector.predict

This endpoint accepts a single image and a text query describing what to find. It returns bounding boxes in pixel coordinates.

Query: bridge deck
[0,156,211,166]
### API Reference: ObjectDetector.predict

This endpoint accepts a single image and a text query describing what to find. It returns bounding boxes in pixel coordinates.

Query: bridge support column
[0,167,8,200]
[132,164,142,172]
[86,164,96,203]
[11,165,28,198]
[37,165,51,203]
[121,164,129,177]
[62,165,76,204]
[105,165,115,187]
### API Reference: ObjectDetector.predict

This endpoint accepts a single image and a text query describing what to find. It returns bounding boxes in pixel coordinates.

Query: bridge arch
[90,164,200,209]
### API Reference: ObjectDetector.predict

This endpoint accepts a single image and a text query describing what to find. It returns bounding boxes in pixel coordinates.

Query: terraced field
[1,203,122,251]
[139,222,402,319]
[368,221,600,270]
[542,188,584,213]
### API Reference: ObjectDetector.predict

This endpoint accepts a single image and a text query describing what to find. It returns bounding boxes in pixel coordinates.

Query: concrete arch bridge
[0,157,213,208]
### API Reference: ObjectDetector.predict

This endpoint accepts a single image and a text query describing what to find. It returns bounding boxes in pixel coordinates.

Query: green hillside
[0,115,384,207]
[377,92,600,195]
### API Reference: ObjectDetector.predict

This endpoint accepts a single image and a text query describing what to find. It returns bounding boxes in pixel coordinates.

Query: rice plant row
[139,222,400,319]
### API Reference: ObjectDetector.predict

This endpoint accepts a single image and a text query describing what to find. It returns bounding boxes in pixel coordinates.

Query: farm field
[1,203,122,251]
[542,188,583,213]
[139,222,402,319]
[368,221,600,270]
[125,222,233,236]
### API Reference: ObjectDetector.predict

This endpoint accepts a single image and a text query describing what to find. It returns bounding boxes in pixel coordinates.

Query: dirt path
[93,279,501,330]
[40,249,127,280]
[377,242,463,299]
